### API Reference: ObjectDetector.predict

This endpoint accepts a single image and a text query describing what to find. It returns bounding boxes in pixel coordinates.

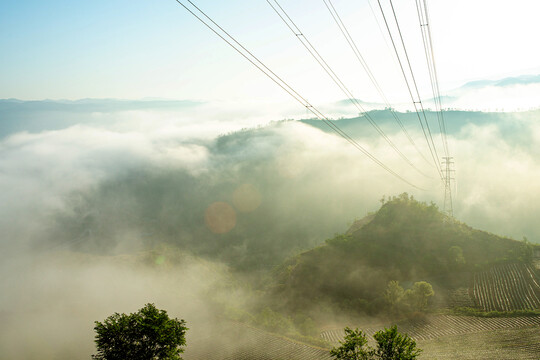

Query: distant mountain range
[0,98,202,138]
[331,74,540,110]
[0,98,201,112]
[1,73,539,137]
[460,74,540,89]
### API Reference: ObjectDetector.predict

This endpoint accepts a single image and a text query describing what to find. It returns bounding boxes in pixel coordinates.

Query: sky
[2,0,540,108]
[2,2,540,357]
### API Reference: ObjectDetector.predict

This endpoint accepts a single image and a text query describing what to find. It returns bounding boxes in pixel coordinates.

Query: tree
[404,281,434,311]
[330,327,371,360]
[92,303,188,360]
[373,326,421,360]
[330,326,422,360]
[384,281,405,314]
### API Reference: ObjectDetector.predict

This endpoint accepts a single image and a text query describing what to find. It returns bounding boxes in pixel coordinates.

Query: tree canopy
[330,327,371,360]
[373,326,422,360]
[92,303,188,360]
[330,325,421,360]
[404,281,434,312]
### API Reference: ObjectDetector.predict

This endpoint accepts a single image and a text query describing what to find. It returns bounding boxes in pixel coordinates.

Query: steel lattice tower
[442,157,454,217]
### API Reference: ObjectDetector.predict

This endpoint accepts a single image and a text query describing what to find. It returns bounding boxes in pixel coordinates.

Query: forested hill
[301,108,538,147]
[272,194,534,312]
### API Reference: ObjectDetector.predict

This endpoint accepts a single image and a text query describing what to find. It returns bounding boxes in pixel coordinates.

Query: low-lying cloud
[1,100,539,359]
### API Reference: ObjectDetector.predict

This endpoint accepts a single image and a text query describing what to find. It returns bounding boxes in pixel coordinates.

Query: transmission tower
[441,157,455,217]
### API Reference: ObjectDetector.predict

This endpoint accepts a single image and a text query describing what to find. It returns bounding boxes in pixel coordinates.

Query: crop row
[184,316,539,360]
[320,314,540,343]
[472,263,540,311]
[446,287,475,308]
[418,326,540,359]
[184,322,332,360]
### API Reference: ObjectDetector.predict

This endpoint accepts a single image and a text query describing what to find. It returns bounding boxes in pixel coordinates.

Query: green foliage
[293,313,319,337]
[447,245,466,268]
[330,327,371,360]
[383,281,434,315]
[373,326,422,360]
[56,121,414,273]
[223,305,255,323]
[273,193,532,314]
[223,304,329,348]
[251,307,328,346]
[384,281,404,314]
[92,303,188,360]
[451,307,540,318]
[255,307,295,333]
[404,282,434,312]
[330,326,422,360]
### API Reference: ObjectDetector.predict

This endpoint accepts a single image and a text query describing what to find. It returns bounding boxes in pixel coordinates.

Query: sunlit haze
[2,1,540,359]
[2,0,540,110]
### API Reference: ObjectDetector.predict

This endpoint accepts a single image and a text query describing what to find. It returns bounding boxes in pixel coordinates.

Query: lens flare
[155,255,165,265]
[204,201,236,234]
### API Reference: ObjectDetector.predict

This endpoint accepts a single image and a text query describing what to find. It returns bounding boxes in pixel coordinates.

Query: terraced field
[182,259,540,360]
[321,314,540,342]
[446,287,475,308]
[183,322,332,360]
[472,263,540,311]
[322,315,540,359]
[182,315,540,359]
[184,317,540,359]
[419,326,540,359]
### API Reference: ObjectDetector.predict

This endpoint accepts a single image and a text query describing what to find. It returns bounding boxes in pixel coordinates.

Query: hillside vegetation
[46,121,383,272]
[271,194,534,314]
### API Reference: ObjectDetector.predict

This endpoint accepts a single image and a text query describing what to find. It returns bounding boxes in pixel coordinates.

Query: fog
[0,250,233,359]
[0,100,539,358]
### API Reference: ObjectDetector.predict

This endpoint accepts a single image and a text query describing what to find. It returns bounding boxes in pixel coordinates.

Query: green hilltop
[270,193,535,314]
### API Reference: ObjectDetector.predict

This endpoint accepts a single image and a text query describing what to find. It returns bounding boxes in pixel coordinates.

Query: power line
[387,0,441,169]
[267,0,430,178]
[415,0,442,152]
[415,0,449,158]
[321,0,433,169]
[376,0,443,180]
[174,0,424,190]
[367,0,398,65]
[415,0,454,215]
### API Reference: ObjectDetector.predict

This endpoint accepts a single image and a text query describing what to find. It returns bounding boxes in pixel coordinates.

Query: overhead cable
[267,0,430,178]
[376,0,443,180]
[415,0,450,158]
[173,0,425,190]
[416,0,454,215]
[321,0,433,169]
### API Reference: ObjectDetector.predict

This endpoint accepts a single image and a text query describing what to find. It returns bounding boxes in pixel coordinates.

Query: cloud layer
[1,101,539,358]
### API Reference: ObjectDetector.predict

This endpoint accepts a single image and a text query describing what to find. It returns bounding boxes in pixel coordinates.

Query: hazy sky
[2,0,540,106]
[2,3,540,355]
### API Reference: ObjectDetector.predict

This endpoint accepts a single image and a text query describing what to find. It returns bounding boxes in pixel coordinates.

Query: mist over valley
[1,99,540,358]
